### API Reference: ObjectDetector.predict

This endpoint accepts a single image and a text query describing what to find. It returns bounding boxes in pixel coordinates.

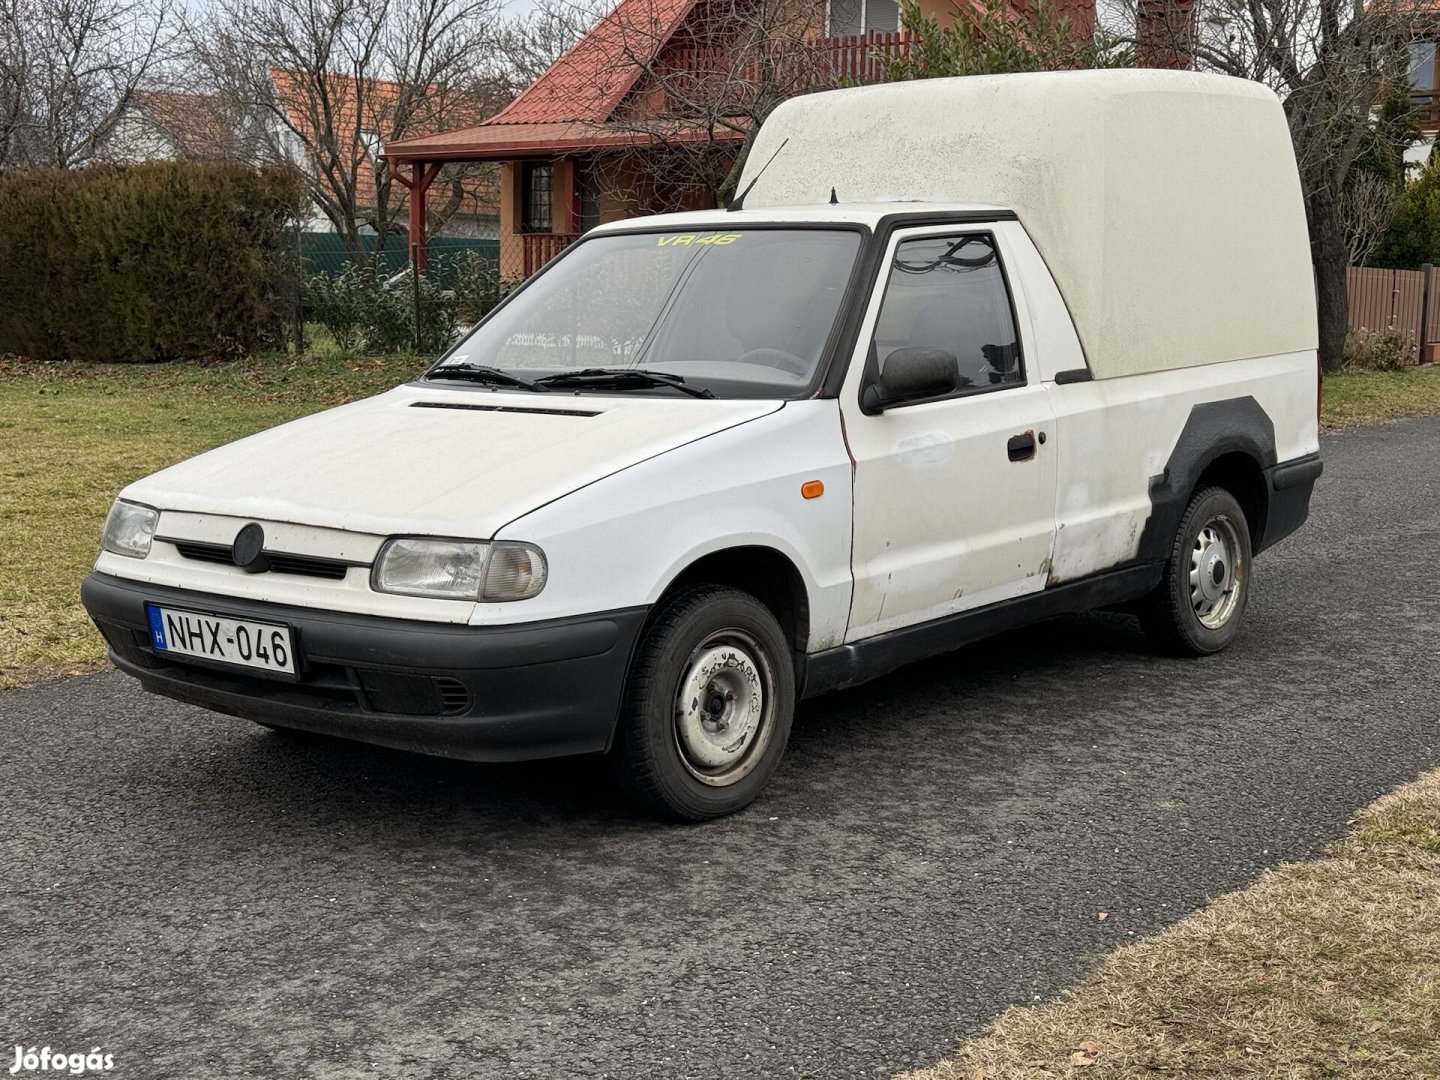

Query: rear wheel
[1140,486,1252,656]
[612,585,795,821]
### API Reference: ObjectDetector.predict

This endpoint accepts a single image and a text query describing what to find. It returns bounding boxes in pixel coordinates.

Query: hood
[123,384,781,538]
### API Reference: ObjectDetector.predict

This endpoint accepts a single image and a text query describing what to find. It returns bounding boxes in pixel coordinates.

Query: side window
[868,233,1023,401]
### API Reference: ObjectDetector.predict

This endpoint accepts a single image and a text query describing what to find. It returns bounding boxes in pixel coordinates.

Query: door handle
[1007,431,1037,462]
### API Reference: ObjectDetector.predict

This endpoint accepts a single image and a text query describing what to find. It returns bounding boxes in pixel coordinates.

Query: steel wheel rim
[673,629,775,787]
[1190,513,1245,630]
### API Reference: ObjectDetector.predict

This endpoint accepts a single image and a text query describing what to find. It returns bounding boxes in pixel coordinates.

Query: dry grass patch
[0,354,428,689]
[901,770,1440,1079]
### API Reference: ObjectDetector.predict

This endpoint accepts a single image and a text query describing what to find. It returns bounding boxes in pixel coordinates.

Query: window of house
[521,162,553,234]
[827,0,899,37]
[867,233,1022,402]
[1411,41,1437,125]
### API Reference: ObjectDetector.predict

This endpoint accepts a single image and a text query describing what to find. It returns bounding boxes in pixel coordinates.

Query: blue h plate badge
[146,604,168,649]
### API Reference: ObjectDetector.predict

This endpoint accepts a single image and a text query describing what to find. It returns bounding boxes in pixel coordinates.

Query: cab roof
[587,202,1013,233]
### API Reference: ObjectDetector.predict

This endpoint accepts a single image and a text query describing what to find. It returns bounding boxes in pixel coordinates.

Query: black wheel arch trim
[1137,397,1278,564]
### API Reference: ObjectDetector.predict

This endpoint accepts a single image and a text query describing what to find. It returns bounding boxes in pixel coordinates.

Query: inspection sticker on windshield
[657,233,741,247]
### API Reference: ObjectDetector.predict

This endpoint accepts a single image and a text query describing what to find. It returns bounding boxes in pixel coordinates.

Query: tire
[1140,485,1253,656]
[611,585,796,821]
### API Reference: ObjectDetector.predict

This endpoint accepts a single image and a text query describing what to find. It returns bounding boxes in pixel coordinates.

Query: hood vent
[410,401,602,418]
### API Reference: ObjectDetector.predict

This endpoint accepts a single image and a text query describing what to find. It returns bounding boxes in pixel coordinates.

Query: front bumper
[81,572,648,762]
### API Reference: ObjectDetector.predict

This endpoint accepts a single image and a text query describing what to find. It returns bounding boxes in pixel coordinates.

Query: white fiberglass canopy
[739,70,1318,380]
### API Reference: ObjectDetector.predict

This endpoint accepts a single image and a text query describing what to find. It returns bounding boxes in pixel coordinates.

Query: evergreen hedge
[0,162,305,362]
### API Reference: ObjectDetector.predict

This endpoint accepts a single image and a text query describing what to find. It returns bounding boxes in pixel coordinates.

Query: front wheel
[1140,486,1253,656]
[611,585,795,821]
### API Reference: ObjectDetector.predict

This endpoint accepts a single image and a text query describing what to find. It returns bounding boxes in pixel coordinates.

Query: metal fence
[274,231,504,357]
[1346,264,1438,363]
[296,231,498,283]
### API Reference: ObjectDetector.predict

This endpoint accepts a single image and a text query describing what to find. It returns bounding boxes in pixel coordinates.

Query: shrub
[448,250,518,326]
[1343,328,1416,371]
[303,249,513,355]
[0,162,304,362]
[304,262,460,355]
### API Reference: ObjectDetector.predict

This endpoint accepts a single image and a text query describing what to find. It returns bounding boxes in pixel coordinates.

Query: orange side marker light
[801,480,825,500]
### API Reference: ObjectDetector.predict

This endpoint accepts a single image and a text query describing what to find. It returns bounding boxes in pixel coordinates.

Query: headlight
[101,499,158,559]
[371,538,547,602]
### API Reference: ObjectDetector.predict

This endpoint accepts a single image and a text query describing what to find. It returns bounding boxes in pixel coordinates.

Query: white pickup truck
[83,70,1322,820]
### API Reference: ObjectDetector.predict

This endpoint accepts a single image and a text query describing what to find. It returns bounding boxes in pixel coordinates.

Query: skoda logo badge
[232,523,268,573]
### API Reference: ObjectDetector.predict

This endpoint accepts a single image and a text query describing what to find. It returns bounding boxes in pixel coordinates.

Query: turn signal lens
[801,480,825,500]
[481,542,548,602]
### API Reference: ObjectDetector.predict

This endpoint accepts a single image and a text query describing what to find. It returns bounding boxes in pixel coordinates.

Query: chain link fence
[278,230,511,357]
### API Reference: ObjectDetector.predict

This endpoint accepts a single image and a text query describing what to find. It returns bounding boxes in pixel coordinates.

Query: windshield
[431,228,863,398]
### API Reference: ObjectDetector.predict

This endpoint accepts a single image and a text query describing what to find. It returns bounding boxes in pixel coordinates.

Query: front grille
[173,541,233,566]
[171,540,351,580]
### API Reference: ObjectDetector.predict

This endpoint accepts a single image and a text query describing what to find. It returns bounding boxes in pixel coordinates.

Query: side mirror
[868,348,960,408]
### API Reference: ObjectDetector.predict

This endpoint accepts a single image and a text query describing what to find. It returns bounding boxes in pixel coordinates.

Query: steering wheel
[735,347,810,377]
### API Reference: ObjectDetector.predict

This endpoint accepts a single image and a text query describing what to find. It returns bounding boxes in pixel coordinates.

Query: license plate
[145,604,296,675]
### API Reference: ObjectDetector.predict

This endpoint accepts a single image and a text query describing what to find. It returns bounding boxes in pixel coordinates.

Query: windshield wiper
[534,368,716,399]
[426,364,547,392]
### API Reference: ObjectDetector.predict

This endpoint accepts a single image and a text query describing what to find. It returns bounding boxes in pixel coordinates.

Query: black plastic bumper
[81,572,648,762]
[1257,451,1322,553]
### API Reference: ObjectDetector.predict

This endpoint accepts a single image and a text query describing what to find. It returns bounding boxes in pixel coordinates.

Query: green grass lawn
[1322,364,1440,428]
[0,353,428,689]
[0,359,1437,691]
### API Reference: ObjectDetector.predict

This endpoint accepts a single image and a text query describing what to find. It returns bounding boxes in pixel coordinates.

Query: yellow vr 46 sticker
[657,233,742,247]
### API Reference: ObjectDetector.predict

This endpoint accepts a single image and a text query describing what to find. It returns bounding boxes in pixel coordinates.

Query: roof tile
[486,0,698,125]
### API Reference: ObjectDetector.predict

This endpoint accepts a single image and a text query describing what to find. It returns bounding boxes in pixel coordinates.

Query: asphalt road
[4,415,1440,1079]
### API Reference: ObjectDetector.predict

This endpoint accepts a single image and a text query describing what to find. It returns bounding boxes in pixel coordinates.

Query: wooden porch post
[392,160,443,275]
[409,162,428,275]
[565,156,581,234]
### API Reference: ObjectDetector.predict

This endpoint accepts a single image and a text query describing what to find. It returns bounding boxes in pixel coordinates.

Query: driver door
[840,227,1058,642]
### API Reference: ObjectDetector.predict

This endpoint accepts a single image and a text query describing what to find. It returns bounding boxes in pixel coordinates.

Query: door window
[867,233,1023,401]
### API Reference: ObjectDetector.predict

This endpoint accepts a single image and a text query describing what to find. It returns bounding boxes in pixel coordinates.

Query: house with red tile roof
[267,68,501,241]
[385,0,1096,279]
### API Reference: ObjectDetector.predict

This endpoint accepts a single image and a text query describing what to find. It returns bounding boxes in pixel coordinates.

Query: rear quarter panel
[1046,350,1320,584]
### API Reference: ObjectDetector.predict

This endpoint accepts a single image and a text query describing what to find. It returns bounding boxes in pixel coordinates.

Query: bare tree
[1111,0,1426,371]
[490,0,609,93]
[590,0,847,209]
[190,0,506,262]
[0,0,173,167]
[1343,169,1400,266]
